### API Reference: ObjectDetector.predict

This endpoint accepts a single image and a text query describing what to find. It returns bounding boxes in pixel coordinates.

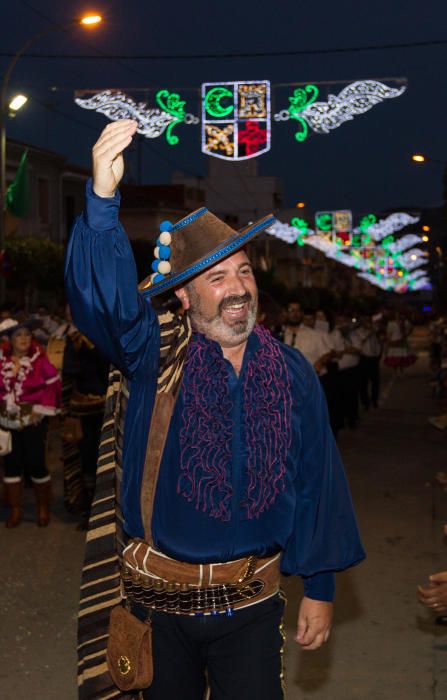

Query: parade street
[1,348,446,700]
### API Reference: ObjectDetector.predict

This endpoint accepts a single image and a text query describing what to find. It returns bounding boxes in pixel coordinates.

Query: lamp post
[0,13,102,301]
[411,153,445,165]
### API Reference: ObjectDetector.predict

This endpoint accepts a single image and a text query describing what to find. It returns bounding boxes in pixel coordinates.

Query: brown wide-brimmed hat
[139,207,276,297]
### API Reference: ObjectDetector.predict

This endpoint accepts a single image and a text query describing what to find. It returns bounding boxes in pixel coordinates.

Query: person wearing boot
[0,318,61,527]
[58,317,109,529]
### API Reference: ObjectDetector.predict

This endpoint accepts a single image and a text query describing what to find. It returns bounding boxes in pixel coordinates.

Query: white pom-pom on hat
[159,231,172,246]
[158,261,171,275]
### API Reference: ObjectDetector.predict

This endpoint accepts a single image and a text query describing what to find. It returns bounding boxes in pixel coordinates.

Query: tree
[4,237,65,307]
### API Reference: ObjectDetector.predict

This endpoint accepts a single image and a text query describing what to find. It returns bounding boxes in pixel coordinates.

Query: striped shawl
[77,311,191,700]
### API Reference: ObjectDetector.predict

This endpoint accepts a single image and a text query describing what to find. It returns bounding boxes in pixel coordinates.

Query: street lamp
[8,95,28,113]
[411,153,445,165]
[0,13,102,301]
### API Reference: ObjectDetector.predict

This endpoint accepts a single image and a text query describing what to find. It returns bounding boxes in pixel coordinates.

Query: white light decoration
[385,234,423,254]
[357,212,420,241]
[75,90,198,142]
[400,248,427,270]
[267,205,430,294]
[274,80,406,137]
[411,278,432,291]
[201,80,271,160]
[266,222,300,244]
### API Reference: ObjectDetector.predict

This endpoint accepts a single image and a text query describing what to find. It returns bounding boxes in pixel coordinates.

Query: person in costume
[0,318,61,527]
[52,306,109,527]
[384,312,416,372]
[66,120,365,700]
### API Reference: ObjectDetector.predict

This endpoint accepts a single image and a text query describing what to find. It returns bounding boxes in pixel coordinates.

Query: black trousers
[140,594,286,700]
[359,356,380,408]
[338,366,360,428]
[319,370,342,437]
[3,420,49,481]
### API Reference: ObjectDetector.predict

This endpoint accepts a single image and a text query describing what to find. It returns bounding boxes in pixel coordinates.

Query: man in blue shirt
[66,119,365,700]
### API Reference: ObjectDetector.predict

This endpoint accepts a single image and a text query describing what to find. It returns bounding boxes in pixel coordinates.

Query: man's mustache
[219,293,253,313]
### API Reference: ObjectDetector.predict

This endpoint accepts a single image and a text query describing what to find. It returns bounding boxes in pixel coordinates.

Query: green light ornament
[288,85,319,142]
[382,235,395,249]
[315,213,332,231]
[359,214,377,234]
[291,217,309,246]
[291,217,309,233]
[204,86,234,119]
[155,90,186,145]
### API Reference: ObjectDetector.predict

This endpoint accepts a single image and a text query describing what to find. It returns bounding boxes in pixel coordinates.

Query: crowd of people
[0,303,109,530]
[428,316,447,431]
[0,294,422,531]
[261,303,417,438]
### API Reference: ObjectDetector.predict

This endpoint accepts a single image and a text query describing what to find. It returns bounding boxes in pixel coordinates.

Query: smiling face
[11,328,32,356]
[175,250,258,348]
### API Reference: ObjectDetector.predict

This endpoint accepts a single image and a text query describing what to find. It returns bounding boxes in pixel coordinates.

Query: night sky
[3,0,447,217]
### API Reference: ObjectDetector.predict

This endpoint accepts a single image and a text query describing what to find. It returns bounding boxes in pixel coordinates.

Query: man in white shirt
[357,316,382,409]
[283,303,332,375]
[330,315,362,429]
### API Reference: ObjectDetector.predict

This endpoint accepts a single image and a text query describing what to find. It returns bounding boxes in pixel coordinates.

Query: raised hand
[92,120,138,198]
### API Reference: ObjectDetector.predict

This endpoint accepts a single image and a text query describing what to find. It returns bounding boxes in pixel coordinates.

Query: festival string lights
[266,209,432,294]
[75,78,406,161]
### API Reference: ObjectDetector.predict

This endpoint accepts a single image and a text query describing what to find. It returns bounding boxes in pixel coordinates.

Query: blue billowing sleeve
[64,180,159,377]
[282,364,366,601]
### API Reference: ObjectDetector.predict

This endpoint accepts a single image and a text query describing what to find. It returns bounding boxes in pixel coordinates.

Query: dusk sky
[3,0,447,217]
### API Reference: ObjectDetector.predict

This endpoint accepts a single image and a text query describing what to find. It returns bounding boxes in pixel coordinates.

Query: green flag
[6,150,29,218]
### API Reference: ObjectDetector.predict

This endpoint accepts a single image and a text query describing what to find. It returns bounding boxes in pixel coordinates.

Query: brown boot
[4,480,23,528]
[32,479,52,527]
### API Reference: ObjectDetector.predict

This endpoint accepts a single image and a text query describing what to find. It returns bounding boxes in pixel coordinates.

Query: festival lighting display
[75,79,406,159]
[266,210,431,294]
[274,80,406,142]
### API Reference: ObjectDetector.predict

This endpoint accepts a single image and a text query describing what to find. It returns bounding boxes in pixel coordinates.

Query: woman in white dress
[384,313,416,371]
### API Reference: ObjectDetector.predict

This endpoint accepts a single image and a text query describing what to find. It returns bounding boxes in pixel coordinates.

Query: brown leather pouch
[106,605,153,691]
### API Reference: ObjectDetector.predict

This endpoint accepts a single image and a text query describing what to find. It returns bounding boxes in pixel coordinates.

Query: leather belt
[122,540,281,617]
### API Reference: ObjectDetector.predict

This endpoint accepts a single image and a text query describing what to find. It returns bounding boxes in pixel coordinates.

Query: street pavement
[1,349,446,699]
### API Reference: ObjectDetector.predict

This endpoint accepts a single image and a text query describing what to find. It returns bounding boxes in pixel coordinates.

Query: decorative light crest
[201,80,271,161]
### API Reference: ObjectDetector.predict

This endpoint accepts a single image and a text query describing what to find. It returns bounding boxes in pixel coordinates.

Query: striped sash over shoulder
[77,311,191,699]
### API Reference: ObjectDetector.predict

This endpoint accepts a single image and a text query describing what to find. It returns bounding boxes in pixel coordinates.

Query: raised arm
[65,120,159,377]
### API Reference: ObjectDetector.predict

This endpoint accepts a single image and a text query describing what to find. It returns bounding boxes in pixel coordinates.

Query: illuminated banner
[75,79,406,159]
[201,80,271,161]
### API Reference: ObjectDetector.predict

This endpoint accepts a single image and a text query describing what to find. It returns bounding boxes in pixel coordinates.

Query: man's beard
[187,288,258,347]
